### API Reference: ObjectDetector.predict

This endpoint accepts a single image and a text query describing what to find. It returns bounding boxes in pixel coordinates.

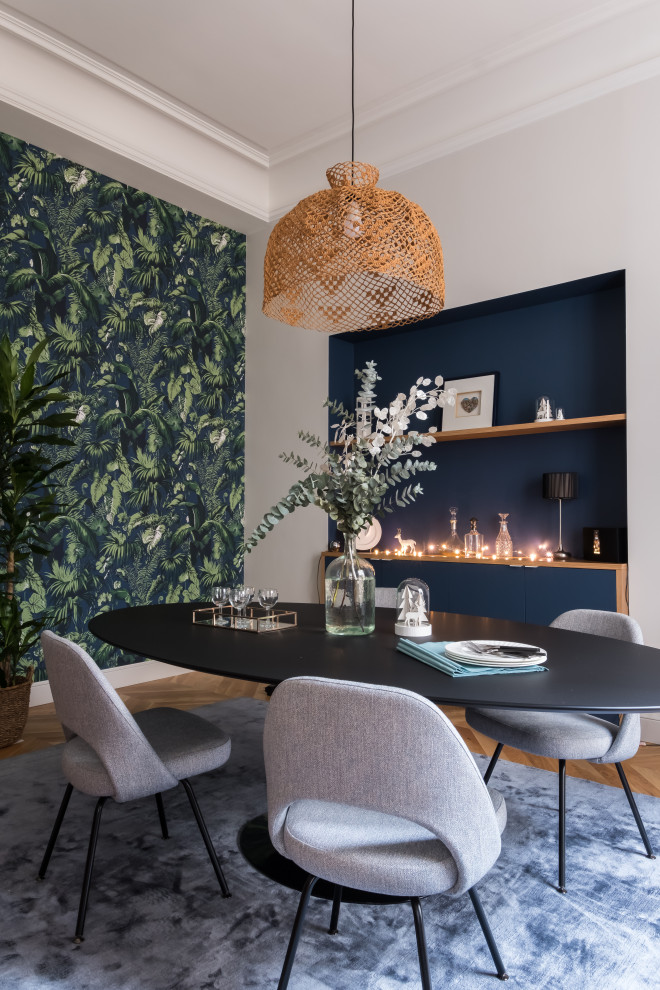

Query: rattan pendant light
[262,1,444,334]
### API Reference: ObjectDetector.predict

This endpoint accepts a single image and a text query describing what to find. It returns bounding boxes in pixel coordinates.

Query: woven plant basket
[0,668,33,748]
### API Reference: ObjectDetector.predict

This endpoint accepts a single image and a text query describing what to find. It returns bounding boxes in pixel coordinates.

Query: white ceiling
[1,0,651,154]
[0,0,659,225]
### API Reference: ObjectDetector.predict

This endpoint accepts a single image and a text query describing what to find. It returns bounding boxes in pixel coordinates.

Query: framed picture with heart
[441,372,498,432]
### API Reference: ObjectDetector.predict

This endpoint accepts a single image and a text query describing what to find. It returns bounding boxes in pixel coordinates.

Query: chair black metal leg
[615,762,656,859]
[74,796,107,943]
[278,874,318,990]
[38,783,74,880]
[484,743,504,785]
[155,793,169,839]
[558,759,567,893]
[328,884,342,934]
[411,898,432,990]
[180,778,230,897]
[468,887,508,981]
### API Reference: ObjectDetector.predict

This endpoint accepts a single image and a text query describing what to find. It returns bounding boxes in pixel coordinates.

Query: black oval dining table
[88,601,660,902]
[88,601,660,714]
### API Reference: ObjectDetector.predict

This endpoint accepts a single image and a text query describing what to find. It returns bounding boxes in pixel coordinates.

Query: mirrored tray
[192,605,297,633]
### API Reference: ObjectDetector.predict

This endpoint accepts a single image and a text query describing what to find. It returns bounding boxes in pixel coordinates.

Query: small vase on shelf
[325,534,376,636]
[443,506,462,553]
[464,517,483,557]
[495,513,513,558]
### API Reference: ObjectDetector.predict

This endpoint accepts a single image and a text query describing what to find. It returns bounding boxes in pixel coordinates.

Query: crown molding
[375,55,660,184]
[267,53,660,222]
[0,4,269,169]
[0,80,271,222]
[269,0,657,167]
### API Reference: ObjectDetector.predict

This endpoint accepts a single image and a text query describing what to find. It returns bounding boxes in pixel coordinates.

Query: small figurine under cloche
[394,578,432,638]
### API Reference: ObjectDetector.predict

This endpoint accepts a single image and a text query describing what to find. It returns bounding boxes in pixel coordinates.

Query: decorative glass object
[495,513,513,558]
[258,588,279,627]
[535,396,555,421]
[229,586,253,629]
[211,586,231,625]
[443,506,462,552]
[464,517,483,557]
[192,605,297,633]
[325,534,375,636]
[394,578,432,638]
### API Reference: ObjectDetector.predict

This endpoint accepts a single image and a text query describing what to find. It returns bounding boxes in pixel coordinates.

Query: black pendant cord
[351,0,355,163]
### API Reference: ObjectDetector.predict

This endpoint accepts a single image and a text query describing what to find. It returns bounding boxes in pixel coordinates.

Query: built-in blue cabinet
[523,565,620,624]
[320,555,626,625]
[324,270,629,624]
[328,271,628,565]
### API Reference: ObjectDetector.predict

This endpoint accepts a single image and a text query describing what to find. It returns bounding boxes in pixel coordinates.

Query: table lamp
[543,472,578,561]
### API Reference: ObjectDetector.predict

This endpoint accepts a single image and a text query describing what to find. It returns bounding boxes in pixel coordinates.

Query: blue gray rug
[1,698,659,989]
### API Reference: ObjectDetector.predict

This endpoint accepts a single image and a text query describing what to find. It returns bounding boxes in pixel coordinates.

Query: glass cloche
[394,578,432,637]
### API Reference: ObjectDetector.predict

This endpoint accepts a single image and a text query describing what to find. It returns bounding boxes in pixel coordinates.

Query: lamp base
[553,549,572,562]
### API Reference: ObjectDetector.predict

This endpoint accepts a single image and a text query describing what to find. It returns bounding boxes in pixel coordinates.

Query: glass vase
[325,534,376,636]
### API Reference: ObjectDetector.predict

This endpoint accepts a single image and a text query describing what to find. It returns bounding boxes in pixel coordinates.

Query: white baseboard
[29,659,189,708]
[641,715,660,745]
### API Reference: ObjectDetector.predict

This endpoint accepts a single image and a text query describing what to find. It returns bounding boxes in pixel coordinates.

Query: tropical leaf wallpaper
[0,131,246,676]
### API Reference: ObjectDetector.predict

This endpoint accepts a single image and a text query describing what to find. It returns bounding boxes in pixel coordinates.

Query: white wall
[243,225,328,602]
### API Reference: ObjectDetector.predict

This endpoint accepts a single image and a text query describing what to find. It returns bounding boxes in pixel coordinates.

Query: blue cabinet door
[328,556,620,626]
[447,563,526,621]
[370,559,451,611]
[524,567,618,625]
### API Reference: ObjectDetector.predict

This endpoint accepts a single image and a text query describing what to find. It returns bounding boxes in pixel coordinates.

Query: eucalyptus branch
[244,363,455,553]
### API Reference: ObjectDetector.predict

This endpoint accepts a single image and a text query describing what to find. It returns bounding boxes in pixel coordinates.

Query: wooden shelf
[429,413,625,443]
[330,413,625,446]
[321,551,626,571]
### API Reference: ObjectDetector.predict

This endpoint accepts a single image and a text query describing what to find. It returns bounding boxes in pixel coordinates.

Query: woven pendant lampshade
[262,161,445,334]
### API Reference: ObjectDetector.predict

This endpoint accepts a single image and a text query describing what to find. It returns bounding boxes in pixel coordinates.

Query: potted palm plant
[0,334,76,747]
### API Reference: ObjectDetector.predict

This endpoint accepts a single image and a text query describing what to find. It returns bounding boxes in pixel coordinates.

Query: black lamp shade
[543,472,577,500]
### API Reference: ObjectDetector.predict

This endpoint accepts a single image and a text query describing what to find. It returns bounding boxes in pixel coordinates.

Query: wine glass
[258,588,278,627]
[259,588,279,625]
[243,586,255,626]
[211,586,230,625]
[229,586,252,628]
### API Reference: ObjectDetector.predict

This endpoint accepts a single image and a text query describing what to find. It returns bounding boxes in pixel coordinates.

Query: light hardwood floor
[2,670,659,798]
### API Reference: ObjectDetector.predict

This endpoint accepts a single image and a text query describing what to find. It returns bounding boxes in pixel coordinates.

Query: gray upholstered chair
[264,676,509,989]
[38,630,232,942]
[465,609,655,892]
[375,586,397,607]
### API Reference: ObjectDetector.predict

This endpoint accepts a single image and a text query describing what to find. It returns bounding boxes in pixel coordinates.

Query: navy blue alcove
[328,271,627,561]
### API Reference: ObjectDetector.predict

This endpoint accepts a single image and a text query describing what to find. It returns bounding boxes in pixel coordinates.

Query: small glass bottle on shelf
[464,517,483,557]
[443,506,462,553]
[494,513,513,558]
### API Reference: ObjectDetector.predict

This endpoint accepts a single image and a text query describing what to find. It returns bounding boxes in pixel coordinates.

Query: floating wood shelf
[330,413,625,446]
[429,413,625,442]
[321,551,626,571]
